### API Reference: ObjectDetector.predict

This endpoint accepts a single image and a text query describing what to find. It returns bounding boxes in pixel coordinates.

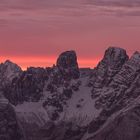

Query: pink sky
[0,0,140,69]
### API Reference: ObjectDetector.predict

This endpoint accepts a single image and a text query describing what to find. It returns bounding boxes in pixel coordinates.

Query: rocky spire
[110,51,140,87]
[0,60,22,89]
[56,50,80,79]
[92,47,129,88]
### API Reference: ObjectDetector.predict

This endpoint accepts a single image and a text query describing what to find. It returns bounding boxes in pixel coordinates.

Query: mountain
[56,50,80,79]
[0,60,22,86]
[89,47,128,88]
[0,47,140,140]
[84,51,140,140]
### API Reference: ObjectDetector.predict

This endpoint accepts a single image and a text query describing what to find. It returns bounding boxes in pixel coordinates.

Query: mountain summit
[56,50,80,79]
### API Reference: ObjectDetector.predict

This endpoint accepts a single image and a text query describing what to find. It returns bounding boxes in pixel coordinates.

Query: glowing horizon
[0,56,100,70]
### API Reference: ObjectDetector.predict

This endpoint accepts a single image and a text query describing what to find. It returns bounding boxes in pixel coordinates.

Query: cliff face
[93,51,140,110]
[83,51,140,140]
[90,47,128,88]
[86,99,140,140]
[0,96,23,140]
[0,60,22,87]
[56,50,80,80]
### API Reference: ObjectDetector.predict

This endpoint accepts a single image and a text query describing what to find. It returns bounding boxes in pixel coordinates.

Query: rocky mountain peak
[56,50,78,68]
[102,47,129,66]
[0,60,22,84]
[56,50,80,79]
[132,51,140,59]
[3,59,22,71]
[4,60,13,65]
[90,47,129,88]
[128,51,140,69]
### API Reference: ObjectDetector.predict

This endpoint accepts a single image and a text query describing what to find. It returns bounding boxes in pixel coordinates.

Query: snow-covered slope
[83,96,140,140]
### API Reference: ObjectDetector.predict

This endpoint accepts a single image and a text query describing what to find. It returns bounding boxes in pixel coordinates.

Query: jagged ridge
[0,47,140,140]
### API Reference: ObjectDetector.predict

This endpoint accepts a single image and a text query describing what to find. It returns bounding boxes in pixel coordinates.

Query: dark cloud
[118,10,140,17]
[0,0,140,17]
[85,0,140,17]
[86,0,140,7]
[1,0,140,10]
[0,0,80,11]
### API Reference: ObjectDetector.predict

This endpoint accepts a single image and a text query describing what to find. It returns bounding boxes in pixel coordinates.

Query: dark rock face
[37,121,86,140]
[90,47,129,100]
[0,60,22,87]
[87,104,140,140]
[87,51,140,139]
[3,67,49,105]
[0,60,23,105]
[57,50,80,79]
[94,51,140,110]
[41,51,80,121]
[0,97,23,140]
[0,51,80,105]
[90,47,129,88]
[110,51,140,87]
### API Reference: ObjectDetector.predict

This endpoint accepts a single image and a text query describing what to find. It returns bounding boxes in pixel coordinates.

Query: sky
[0,0,140,69]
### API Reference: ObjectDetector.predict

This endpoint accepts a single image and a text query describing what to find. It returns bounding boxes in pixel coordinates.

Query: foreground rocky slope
[84,97,140,140]
[0,94,23,140]
[0,47,140,140]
